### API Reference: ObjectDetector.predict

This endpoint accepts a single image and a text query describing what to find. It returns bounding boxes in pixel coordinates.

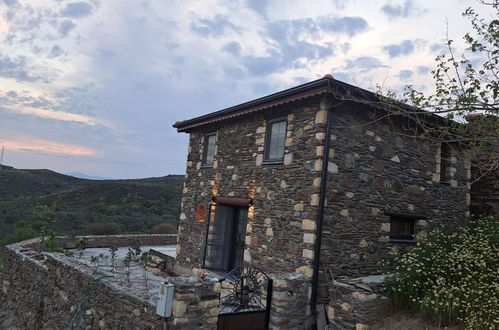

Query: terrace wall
[0,235,177,329]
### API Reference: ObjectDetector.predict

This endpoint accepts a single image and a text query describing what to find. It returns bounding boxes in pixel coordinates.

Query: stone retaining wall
[269,273,313,330]
[1,236,314,329]
[0,236,176,329]
[57,233,178,249]
[167,275,221,329]
[327,275,391,329]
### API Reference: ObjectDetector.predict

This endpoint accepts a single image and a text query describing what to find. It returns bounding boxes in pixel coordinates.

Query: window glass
[389,217,415,241]
[265,120,286,161]
[203,133,216,166]
[196,204,206,223]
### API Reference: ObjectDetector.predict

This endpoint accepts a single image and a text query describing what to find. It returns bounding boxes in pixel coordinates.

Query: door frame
[202,199,249,272]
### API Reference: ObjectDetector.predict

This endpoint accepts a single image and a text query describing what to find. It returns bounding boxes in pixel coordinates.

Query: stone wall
[327,275,391,329]
[1,235,315,329]
[57,233,178,249]
[321,106,470,280]
[175,95,471,312]
[0,236,172,329]
[470,168,499,217]
[177,95,329,277]
[167,275,221,329]
[269,273,313,330]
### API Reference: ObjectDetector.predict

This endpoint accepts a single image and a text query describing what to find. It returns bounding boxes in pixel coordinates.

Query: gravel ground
[0,308,20,330]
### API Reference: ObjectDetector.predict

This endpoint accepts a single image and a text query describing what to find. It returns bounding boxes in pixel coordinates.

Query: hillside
[0,165,183,239]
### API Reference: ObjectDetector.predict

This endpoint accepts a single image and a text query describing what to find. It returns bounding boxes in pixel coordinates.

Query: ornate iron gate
[218,266,273,330]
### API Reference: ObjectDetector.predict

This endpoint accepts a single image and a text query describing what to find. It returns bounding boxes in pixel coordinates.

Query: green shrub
[85,222,121,235]
[0,221,40,246]
[0,221,40,270]
[385,216,498,329]
[151,223,177,234]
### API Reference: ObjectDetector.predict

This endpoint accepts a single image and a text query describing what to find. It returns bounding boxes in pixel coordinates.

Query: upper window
[202,132,216,166]
[389,216,415,242]
[264,118,287,162]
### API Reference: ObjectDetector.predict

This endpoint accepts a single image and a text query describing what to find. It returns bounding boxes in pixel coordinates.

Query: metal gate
[218,266,273,330]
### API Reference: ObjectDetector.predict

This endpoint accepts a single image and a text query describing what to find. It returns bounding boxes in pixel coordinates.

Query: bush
[151,223,177,234]
[85,222,121,235]
[385,216,498,329]
[0,222,39,246]
[0,220,41,270]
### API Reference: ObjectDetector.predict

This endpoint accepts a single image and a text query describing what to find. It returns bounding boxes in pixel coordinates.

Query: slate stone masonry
[177,96,330,278]
[175,94,470,316]
[0,235,177,330]
[321,107,469,279]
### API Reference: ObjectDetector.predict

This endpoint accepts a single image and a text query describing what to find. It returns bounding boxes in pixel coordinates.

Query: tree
[332,1,498,182]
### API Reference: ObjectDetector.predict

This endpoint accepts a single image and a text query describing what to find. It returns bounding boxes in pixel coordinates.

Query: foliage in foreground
[385,217,499,329]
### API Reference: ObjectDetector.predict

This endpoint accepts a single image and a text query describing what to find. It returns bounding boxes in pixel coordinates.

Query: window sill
[262,160,284,165]
[389,238,417,244]
[201,165,213,168]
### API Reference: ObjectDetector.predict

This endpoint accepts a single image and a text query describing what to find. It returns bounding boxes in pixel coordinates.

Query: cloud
[246,0,268,17]
[190,14,241,37]
[2,104,108,127]
[384,40,415,58]
[381,0,425,18]
[2,138,96,156]
[345,56,387,71]
[430,43,447,54]
[59,20,76,36]
[49,45,64,58]
[243,53,282,76]
[60,2,93,18]
[242,15,366,76]
[398,69,413,80]
[416,66,430,74]
[2,0,17,6]
[222,41,241,56]
[0,55,45,82]
[317,16,369,37]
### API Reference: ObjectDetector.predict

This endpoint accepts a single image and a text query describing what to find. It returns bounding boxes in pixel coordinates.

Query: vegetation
[330,1,498,180]
[151,222,178,234]
[385,216,498,329]
[399,0,498,180]
[0,166,182,239]
[85,222,122,235]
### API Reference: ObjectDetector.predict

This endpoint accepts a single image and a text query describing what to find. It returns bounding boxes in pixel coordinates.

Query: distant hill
[0,166,183,239]
[65,172,113,180]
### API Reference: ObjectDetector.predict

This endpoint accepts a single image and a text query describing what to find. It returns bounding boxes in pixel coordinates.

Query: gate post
[269,273,314,330]
[167,275,221,329]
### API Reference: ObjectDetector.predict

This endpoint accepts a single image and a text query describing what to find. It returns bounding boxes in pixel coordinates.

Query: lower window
[389,216,415,242]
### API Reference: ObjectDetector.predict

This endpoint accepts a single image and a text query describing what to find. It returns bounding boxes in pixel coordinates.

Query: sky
[0,0,495,179]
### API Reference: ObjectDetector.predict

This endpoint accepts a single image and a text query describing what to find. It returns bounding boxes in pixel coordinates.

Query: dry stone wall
[176,97,471,312]
[1,235,315,329]
[177,96,329,277]
[0,236,177,330]
[327,275,390,329]
[321,106,470,279]
[166,275,221,329]
[269,273,313,330]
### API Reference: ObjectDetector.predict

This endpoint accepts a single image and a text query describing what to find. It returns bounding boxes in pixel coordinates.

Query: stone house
[172,75,470,316]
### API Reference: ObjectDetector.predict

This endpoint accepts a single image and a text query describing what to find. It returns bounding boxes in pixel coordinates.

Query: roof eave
[173,77,332,132]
